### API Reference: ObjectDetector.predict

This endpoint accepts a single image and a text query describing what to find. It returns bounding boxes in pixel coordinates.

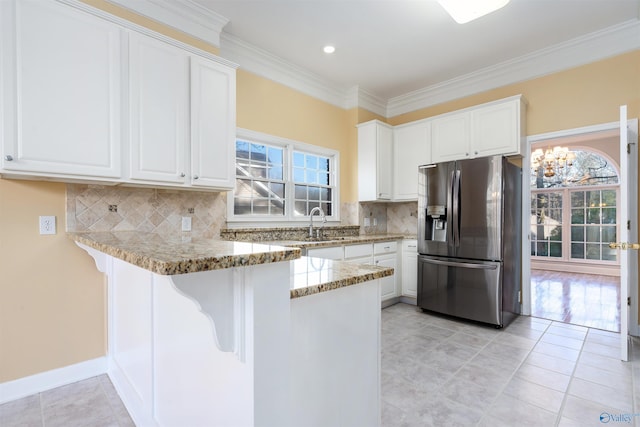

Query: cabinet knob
[180,172,186,177]
[474,151,478,155]
[465,152,469,156]
[193,175,199,180]
[4,155,13,161]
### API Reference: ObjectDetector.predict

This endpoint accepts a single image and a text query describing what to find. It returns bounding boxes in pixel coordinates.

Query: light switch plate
[364,217,370,226]
[181,216,192,232]
[39,215,56,235]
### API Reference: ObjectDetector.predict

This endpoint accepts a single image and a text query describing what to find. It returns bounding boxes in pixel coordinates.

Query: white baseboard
[0,357,107,404]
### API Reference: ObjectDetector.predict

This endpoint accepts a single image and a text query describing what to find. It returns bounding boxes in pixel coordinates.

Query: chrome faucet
[309,207,327,238]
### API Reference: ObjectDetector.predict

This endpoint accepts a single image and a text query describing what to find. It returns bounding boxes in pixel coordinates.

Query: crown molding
[349,86,388,117]
[386,19,640,118]
[106,0,229,47]
[96,0,640,119]
[220,32,356,110]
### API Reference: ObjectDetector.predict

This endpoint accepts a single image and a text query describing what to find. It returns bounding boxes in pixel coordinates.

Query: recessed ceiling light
[323,45,335,54]
[438,0,510,24]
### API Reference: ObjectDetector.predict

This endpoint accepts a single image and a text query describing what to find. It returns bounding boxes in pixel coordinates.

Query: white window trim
[530,184,620,266]
[227,128,341,225]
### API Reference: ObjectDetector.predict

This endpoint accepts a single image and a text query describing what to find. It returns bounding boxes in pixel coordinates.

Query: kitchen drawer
[402,239,418,252]
[305,246,343,260]
[374,241,397,255]
[344,243,373,259]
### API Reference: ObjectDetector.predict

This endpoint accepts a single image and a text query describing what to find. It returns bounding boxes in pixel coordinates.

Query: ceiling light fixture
[323,45,335,54]
[531,146,576,178]
[438,0,510,24]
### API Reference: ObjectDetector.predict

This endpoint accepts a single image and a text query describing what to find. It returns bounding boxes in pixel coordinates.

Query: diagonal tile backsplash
[66,184,227,238]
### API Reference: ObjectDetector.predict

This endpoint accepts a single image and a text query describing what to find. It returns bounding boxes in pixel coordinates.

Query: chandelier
[531,146,576,178]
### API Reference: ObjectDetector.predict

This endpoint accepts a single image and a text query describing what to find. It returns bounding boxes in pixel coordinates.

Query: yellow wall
[0,180,106,382]
[236,70,356,201]
[388,51,640,134]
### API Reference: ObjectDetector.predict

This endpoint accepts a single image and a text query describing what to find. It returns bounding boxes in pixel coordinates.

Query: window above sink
[228,128,340,224]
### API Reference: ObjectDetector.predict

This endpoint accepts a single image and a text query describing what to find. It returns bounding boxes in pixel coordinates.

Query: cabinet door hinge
[628,220,631,231]
[628,143,631,154]
[628,297,631,306]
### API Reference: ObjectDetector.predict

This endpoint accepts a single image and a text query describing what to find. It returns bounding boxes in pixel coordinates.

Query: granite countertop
[69,231,301,275]
[290,256,394,299]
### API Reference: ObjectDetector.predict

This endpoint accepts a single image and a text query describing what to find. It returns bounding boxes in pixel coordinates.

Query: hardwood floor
[530,269,620,332]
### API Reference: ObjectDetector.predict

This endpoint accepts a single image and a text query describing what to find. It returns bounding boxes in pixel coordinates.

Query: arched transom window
[530,149,620,263]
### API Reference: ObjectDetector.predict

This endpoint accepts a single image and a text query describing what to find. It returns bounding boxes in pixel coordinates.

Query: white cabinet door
[1,0,122,178]
[376,125,393,200]
[431,111,471,163]
[393,121,431,200]
[472,97,522,157]
[376,254,397,301]
[129,33,189,183]
[190,56,235,189]
[357,120,393,201]
[402,240,418,298]
[305,246,344,260]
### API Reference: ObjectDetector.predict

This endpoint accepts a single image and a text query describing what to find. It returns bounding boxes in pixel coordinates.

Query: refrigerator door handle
[419,257,498,270]
[447,170,455,246]
[452,170,461,247]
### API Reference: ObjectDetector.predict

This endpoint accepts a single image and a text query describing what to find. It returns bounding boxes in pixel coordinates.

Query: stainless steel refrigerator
[417,155,521,327]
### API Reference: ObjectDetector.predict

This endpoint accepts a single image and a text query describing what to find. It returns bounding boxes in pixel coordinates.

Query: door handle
[609,242,640,250]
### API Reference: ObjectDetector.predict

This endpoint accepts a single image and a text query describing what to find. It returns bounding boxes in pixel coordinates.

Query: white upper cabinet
[431,111,471,163]
[190,56,236,189]
[129,33,189,184]
[357,120,393,201]
[471,96,524,158]
[1,0,123,180]
[1,0,237,190]
[393,120,431,200]
[431,95,526,163]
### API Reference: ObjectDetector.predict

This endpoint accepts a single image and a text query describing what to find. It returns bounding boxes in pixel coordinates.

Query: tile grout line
[39,392,45,427]
[473,318,554,426]
[551,320,588,427]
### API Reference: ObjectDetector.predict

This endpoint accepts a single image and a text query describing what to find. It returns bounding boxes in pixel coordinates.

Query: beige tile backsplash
[66,185,227,238]
[387,201,418,235]
[66,184,417,238]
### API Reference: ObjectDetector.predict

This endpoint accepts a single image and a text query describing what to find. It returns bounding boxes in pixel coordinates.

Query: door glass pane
[571,226,584,241]
[586,227,600,243]
[601,226,616,243]
[586,243,600,260]
[571,243,584,259]
[571,209,584,224]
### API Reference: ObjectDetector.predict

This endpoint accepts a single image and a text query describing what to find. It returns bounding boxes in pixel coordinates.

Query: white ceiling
[194,0,639,103]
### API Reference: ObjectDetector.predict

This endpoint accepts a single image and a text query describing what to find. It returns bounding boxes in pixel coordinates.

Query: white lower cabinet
[401,240,418,299]
[306,240,401,303]
[374,242,399,302]
[306,246,344,260]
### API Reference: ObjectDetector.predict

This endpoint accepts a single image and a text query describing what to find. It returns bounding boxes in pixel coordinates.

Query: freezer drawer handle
[422,258,497,270]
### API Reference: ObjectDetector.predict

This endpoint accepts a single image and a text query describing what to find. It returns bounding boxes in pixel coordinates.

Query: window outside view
[530,149,619,263]
[233,138,336,219]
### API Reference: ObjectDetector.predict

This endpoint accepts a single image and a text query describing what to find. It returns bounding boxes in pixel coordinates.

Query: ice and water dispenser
[426,205,447,242]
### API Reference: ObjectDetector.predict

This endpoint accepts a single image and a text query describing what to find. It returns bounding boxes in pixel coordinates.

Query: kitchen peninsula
[70,231,392,427]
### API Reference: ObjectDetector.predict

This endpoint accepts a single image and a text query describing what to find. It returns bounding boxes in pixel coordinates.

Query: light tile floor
[382,303,640,427]
[0,374,134,427]
[2,303,638,426]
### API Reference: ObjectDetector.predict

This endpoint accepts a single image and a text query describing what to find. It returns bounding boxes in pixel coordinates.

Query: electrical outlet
[373,217,378,226]
[39,215,56,235]
[181,216,192,232]
[364,217,370,226]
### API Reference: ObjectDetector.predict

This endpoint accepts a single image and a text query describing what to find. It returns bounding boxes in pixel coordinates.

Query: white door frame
[522,119,639,337]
